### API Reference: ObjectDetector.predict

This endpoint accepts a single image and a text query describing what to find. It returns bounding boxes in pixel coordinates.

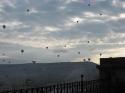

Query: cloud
[112,0,125,8]
[0,0,125,64]
[0,20,29,30]
[64,0,85,4]
[29,8,39,14]
[44,26,61,32]
[52,49,68,53]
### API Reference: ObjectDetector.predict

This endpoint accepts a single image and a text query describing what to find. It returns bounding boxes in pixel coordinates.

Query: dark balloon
[46,47,49,49]
[2,25,6,29]
[100,13,103,16]
[57,55,60,57]
[77,21,79,23]
[27,9,30,12]
[88,0,91,6]
[100,53,102,56]
[64,45,67,48]
[88,58,91,61]
[88,4,90,6]
[78,52,80,54]
[32,61,36,64]
[83,59,86,62]
[21,49,24,53]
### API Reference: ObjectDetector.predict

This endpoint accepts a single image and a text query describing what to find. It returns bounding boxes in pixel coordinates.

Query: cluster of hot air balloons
[0,0,105,64]
[43,38,103,61]
[83,58,91,62]
[76,0,103,24]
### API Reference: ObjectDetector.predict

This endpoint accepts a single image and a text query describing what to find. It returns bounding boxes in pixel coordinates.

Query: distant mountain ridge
[0,62,99,91]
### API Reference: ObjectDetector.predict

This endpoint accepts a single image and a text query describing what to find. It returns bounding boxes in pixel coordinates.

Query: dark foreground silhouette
[1,57,125,93]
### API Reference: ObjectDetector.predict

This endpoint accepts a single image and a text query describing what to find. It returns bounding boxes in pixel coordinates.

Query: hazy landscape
[0,0,125,92]
[0,62,98,91]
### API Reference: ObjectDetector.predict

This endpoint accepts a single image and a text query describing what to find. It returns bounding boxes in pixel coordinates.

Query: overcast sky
[0,0,125,64]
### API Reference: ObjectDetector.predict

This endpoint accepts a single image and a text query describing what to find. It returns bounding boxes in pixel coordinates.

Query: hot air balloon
[32,61,36,64]
[88,4,91,6]
[88,0,91,6]
[83,59,86,62]
[21,49,24,53]
[78,52,80,54]
[64,45,67,48]
[77,21,79,23]
[2,25,6,29]
[100,53,102,56]
[88,58,91,62]
[57,55,60,57]
[87,41,90,43]
[100,13,103,16]
[27,9,30,12]
[46,47,49,49]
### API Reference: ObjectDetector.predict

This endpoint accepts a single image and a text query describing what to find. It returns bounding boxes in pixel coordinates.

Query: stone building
[97,57,125,93]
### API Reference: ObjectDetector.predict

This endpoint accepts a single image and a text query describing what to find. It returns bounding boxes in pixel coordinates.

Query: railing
[0,75,109,93]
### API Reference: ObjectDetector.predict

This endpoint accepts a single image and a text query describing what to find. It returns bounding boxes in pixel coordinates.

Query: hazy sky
[0,0,125,64]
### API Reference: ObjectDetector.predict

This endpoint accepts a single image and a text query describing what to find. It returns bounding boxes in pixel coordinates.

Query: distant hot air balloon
[88,58,91,62]
[57,55,60,57]
[88,0,91,6]
[83,59,86,62]
[26,9,30,12]
[77,21,79,23]
[100,53,102,56]
[2,25,6,29]
[32,61,36,64]
[21,49,24,53]
[87,41,90,43]
[78,52,80,54]
[46,47,48,49]
[64,45,67,48]
[88,4,91,6]
[100,13,103,16]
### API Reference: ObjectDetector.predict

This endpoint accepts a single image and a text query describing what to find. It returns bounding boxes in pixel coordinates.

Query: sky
[0,0,125,64]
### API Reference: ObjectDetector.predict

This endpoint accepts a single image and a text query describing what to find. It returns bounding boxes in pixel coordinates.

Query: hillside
[0,62,99,91]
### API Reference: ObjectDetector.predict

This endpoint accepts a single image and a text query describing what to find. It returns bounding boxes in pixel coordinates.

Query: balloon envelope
[21,49,24,53]
[27,9,30,12]
[57,55,60,57]
[2,25,6,29]
[46,47,48,49]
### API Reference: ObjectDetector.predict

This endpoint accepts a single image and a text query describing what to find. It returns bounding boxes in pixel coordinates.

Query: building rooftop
[97,57,125,69]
